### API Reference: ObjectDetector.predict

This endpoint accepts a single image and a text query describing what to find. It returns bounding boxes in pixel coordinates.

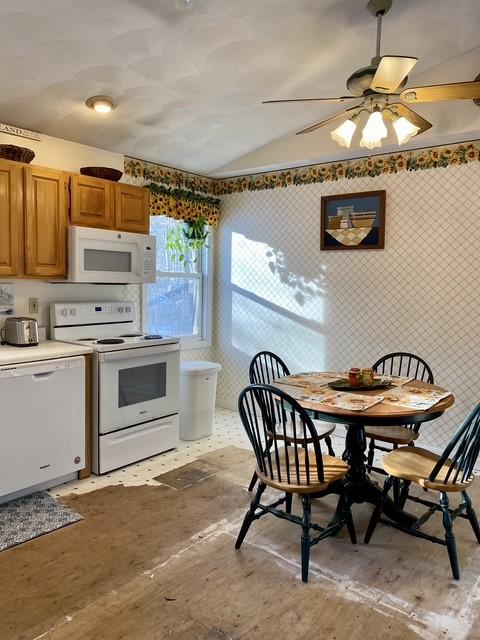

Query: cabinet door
[115,183,150,234]
[0,160,22,276]
[70,174,114,229]
[24,166,67,278]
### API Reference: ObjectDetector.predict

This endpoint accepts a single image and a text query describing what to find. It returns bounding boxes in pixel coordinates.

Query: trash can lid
[180,360,222,376]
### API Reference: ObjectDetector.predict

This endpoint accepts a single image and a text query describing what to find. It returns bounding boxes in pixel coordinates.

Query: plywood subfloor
[1,447,480,640]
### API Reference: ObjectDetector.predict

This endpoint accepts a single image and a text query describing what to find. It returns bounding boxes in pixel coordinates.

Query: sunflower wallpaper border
[215,141,479,195]
[124,140,479,219]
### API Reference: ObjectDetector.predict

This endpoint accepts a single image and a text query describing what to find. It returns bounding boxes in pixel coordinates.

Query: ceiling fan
[263,0,480,149]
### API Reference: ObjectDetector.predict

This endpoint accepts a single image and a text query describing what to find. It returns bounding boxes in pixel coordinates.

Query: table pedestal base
[318,423,416,528]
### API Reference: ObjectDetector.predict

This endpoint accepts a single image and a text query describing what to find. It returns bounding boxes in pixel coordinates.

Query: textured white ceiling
[0,0,479,174]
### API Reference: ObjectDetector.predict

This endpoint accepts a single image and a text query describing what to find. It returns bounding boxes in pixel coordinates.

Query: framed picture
[320,190,385,250]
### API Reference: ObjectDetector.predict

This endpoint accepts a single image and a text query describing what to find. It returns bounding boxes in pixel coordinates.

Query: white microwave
[68,226,156,284]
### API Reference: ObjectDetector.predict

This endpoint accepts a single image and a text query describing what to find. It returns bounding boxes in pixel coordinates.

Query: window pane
[146,276,200,337]
[150,216,199,274]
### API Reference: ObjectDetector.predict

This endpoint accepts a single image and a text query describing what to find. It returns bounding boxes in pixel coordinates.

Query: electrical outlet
[29,298,39,314]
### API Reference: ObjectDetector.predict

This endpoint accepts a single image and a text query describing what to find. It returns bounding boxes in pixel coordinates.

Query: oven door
[97,344,180,434]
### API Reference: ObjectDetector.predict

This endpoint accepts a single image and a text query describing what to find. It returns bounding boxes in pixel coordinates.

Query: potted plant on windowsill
[165,215,210,266]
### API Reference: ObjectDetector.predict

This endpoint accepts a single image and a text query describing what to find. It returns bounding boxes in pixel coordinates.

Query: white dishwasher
[0,356,85,498]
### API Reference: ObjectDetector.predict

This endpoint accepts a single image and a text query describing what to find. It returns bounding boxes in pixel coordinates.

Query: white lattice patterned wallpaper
[212,161,480,449]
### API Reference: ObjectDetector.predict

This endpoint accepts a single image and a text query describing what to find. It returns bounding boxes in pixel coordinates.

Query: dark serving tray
[327,378,392,391]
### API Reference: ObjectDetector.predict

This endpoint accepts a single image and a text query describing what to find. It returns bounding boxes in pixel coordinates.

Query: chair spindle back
[373,352,434,384]
[429,404,480,487]
[238,384,324,487]
[249,351,290,385]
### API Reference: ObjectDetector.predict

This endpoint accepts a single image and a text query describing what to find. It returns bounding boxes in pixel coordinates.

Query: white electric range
[50,301,180,474]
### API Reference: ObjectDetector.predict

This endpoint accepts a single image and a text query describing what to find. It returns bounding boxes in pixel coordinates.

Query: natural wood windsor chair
[365,352,434,506]
[235,384,356,582]
[364,403,480,580]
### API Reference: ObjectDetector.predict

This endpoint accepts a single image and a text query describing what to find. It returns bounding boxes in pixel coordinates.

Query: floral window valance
[148,183,220,227]
[124,157,219,226]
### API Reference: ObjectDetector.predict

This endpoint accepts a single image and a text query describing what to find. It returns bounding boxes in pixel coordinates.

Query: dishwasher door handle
[32,371,56,380]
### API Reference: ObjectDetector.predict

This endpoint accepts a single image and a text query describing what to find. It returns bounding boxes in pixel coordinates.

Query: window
[143,216,212,348]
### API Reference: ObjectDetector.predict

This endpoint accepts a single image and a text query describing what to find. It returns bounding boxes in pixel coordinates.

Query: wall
[0,281,140,335]
[0,130,134,334]
[214,161,480,449]
[0,130,123,174]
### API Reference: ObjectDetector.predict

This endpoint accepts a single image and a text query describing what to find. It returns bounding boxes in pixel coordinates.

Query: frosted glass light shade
[330,118,357,148]
[359,111,388,149]
[93,100,113,113]
[393,116,420,144]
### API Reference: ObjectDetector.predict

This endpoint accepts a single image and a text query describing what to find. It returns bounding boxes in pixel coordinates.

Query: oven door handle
[98,343,180,362]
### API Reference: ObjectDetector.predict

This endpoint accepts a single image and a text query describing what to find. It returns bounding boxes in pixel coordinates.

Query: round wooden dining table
[273,374,455,526]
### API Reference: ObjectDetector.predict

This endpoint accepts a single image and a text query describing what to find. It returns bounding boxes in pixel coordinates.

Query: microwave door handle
[98,343,179,362]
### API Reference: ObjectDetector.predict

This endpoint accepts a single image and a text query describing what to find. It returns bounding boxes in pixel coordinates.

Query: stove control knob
[118,306,124,313]
[125,306,131,313]
[61,308,68,316]
[69,309,76,316]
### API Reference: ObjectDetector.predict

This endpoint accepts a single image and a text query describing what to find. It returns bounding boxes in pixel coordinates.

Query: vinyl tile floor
[50,408,352,498]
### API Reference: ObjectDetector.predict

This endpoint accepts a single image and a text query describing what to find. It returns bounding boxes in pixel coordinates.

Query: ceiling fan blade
[296,106,360,135]
[370,56,418,93]
[263,96,358,104]
[385,103,432,135]
[400,80,480,103]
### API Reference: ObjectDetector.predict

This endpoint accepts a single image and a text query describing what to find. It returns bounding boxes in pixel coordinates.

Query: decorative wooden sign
[0,123,41,141]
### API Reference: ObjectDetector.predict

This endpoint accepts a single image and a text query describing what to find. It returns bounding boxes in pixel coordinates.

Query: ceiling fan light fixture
[330,117,357,148]
[392,115,420,144]
[85,95,115,114]
[359,110,387,149]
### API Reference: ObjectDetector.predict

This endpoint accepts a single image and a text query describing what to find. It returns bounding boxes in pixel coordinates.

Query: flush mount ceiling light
[85,95,115,113]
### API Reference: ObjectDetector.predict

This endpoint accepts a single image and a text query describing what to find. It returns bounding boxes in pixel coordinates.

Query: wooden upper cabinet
[70,174,114,229]
[0,160,22,277]
[115,183,150,234]
[23,166,68,278]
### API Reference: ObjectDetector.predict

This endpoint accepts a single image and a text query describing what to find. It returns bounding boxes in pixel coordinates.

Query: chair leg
[235,482,266,550]
[325,435,335,457]
[247,470,258,492]
[301,495,311,583]
[341,494,357,544]
[397,480,411,509]
[285,492,293,514]
[364,475,394,544]
[462,491,480,544]
[367,438,375,471]
[392,478,401,505]
[439,492,460,580]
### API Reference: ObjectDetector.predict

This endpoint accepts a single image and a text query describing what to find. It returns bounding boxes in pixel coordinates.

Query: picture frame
[320,190,385,251]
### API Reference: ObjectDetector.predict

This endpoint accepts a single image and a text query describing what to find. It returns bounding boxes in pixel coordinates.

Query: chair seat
[257,448,347,494]
[268,418,335,444]
[383,446,474,492]
[364,424,419,445]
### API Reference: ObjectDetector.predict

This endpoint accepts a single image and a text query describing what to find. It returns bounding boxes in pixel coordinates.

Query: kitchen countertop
[0,340,93,366]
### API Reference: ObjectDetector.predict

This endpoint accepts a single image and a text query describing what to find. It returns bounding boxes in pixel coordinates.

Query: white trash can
[180,361,222,440]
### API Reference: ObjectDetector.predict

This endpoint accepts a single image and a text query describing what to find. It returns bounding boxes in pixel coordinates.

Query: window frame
[142,222,213,351]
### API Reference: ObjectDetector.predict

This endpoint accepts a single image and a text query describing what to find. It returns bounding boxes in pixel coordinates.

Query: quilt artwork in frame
[320,190,385,250]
